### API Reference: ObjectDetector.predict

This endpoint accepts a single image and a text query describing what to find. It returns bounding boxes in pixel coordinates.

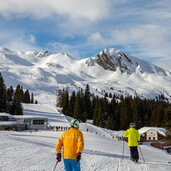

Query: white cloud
[49,42,71,52]
[48,41,80,58]
[28,34,36,44]
[0,29,38,50]
[111,25,169,47]
[0,0,110,21]
[154,58,171,71]
[110,25,171,62]
[88,25,170,55]
[87,32,106,45]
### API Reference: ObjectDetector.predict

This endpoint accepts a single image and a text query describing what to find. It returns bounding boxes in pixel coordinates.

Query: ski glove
[122,137,126,141]
[56,153,61,162]
[76,152,81,162]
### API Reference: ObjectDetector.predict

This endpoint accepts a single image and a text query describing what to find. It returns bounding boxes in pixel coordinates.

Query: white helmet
[130,122,136,128]
[70,119,79,128]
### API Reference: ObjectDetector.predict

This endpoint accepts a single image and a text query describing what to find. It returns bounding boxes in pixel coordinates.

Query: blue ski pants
[63,159,80,171]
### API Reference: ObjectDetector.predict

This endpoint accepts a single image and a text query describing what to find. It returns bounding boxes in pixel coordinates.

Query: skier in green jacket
[122,122,140,162]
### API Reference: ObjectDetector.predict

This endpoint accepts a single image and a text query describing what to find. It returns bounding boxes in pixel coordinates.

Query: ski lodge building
[0,113,49,131]
[14,115,48,130]
[138,127,169,141]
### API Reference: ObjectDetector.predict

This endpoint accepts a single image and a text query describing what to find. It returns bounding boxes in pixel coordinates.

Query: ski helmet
[130,122,136,128]
[70,119,79,128]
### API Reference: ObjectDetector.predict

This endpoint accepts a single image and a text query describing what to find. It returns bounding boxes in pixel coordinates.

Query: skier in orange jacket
[55,119,84,171]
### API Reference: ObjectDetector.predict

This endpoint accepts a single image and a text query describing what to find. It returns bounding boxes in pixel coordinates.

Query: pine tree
[74,91,85,121]
[157,107,165,127]
[68,91,76,117]
[62,89,69,115]
[104,92,108,97]
[91,94,98,117]
[106,115,113,129]
[9,100,23,115]
[93,99,104,127]
[93,99,100,125]
[31,93,34,103]
[0,72,7,112]
[6,86,14,102]
[56,89,65,107]
[14,84,24,102]
[109,92,112,98]
[99,97,109,126]
[84,84,92,119]
[110,98,120,130]
[23,89,31,103]
[131,97,138,122]
[162,107,171,127]
[15,101,23,115]
[97,103,103,127]
[74,92,81,119]
[136,99,145,128]
[119,99,129,129]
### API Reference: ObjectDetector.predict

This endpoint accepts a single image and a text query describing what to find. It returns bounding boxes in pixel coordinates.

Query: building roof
[14,115,48,120]
[0,112,13,117]
[138,127,169,136]
[0,113,17,126]
[0,121,17,126]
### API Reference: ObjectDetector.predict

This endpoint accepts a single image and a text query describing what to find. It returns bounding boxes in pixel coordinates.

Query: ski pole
[122,137,125,159]
[138,145,145,163]
[53,161,58,171]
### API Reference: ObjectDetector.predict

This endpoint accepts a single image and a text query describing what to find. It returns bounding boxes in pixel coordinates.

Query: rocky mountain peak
[95,48,133,74]
[34,50,50,58]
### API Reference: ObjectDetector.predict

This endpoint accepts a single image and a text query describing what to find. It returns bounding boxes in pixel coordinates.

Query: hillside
[1,47,171,104]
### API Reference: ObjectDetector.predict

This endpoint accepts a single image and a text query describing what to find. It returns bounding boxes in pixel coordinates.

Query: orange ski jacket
[56,127,84,159]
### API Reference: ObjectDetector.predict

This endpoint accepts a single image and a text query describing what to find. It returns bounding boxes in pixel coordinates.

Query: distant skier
[55,119,84,171]
[122,122,140,162]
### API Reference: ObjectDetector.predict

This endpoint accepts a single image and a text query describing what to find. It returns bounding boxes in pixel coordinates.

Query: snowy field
[0,128,171,171]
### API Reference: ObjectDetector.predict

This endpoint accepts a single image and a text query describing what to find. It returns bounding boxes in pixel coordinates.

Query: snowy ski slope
[0,104,171,171]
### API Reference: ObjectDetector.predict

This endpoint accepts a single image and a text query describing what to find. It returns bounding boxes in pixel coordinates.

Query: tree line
[0,72,37,115]
[56,84,171,130]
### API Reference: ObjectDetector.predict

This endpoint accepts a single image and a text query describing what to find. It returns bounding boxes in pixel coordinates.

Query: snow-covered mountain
[95,48,168,75]
[1,47,171,104]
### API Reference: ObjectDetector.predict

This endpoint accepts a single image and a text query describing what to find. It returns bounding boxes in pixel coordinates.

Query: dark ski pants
[130,146,139,161]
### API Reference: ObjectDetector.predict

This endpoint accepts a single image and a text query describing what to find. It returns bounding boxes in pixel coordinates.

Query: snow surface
[0,104,171,171]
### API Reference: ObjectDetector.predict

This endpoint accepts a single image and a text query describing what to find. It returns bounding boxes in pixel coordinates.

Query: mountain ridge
[0,47,171,104]
[95,48,169,76]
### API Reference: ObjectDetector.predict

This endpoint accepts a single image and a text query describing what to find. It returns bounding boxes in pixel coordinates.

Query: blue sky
[0,0,171,69]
